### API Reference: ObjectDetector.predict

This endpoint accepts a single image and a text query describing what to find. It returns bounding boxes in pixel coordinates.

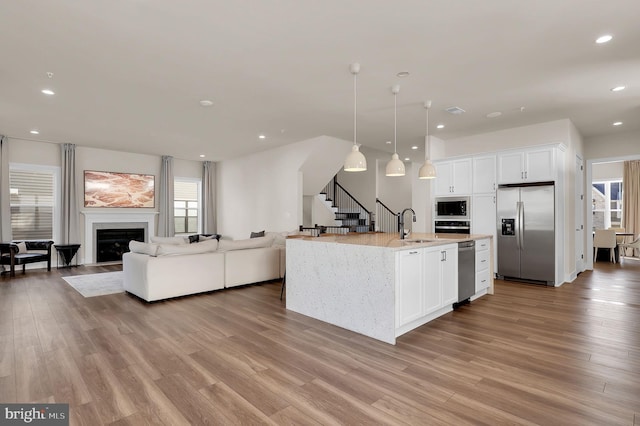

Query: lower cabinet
[396,244,458,329]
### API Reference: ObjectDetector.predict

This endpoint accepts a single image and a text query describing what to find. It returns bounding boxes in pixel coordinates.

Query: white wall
[6,138,202,262]
[584,129,640,160]
[592,161,624,181]
[444,120,570,158]
[217,135,352,239]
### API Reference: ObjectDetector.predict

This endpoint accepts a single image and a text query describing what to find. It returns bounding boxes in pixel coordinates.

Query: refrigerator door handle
[520,201,525,250]
[515,201,521,250]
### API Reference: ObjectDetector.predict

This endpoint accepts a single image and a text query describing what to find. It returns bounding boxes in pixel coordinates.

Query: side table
[54,244,81,268]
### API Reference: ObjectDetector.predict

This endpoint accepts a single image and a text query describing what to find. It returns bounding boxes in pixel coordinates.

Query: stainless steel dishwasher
[457,240,476,305]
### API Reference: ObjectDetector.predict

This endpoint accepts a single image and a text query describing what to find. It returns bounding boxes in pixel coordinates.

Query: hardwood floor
[1,260,639,425]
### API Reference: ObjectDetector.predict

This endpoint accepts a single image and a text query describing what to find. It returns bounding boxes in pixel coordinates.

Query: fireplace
[96,228,145,263]
[81,211,157,264]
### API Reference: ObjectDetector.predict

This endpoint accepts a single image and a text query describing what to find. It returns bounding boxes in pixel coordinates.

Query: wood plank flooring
[1,260,639,425]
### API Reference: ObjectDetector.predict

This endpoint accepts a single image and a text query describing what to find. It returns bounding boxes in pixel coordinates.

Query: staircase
[318,176,373,233]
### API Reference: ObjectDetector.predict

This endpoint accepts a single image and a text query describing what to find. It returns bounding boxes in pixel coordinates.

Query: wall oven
[434,220,471,234]
[435,197,470,220]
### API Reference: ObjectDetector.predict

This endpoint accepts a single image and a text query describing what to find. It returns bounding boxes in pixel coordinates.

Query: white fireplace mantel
[81,211,158,264]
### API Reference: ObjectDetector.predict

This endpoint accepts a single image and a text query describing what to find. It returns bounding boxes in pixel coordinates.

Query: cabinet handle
[493,196,495,204]
[481,259,486,263]
[481,279,487,283]
[525,171,528,179]
[521,171,524,179]
[409,251,419,254]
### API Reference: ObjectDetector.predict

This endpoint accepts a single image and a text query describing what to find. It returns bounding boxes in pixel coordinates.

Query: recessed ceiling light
[610,86,626,92]
[199,154,205,158]
[404,157,410,161]
[411,146,418,150]
[596,34,613,44]
[386,140,392,144]
[486,111,502,118]
[436,124,445,129]
[613,121,623,126]
[30,130,39,134]
[41,89,55,95]
[396,71,410,78]
[199,100,213,107]
[258,134,266,139]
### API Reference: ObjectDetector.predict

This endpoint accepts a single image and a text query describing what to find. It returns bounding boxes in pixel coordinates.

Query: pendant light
[418,100,437,179]
[344,63,367,172]
[385,85,405,177]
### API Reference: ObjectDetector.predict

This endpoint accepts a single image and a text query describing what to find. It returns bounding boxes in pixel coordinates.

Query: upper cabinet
[434,158,472,196]
[497,146,556,184]
[472,155,496,194]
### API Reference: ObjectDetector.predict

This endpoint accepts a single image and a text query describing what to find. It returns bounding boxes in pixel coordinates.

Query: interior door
[496,187,520,278]
[575,156,585,273]
[520,185,555,283]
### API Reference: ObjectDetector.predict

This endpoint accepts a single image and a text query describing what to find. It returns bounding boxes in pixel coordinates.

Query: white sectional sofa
[123,234,286,302]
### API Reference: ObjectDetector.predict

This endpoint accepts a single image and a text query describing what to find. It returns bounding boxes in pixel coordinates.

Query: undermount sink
[402,238,439,244]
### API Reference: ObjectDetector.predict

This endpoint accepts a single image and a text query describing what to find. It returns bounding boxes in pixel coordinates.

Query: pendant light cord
[354,72,357,146]
[394,91,397,154]
[425,104,429,161]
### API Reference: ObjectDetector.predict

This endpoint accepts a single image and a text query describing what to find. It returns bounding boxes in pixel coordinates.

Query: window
[10,164,60,241]
[174,178,201,234]
[592,180,622,229]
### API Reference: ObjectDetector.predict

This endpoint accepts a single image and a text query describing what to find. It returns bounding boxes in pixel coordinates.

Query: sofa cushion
[218,236,273,252]
[16,242,28,253]
[150,236,189,245]
[250,230,265,238]
[157,239,218,256]
[129,241,159,256]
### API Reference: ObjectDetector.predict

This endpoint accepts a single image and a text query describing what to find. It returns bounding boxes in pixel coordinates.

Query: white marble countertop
[288,232,492,251]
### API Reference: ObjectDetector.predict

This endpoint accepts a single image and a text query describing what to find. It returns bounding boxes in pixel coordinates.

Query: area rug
[62,271,124,297]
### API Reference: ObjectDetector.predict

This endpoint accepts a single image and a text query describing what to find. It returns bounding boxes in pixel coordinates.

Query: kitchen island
[285,232,493,344]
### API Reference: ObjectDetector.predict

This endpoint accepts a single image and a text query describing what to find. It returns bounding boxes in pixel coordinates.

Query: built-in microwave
[435,197,470,220]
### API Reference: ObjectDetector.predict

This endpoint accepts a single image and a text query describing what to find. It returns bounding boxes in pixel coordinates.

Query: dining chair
[619,236,640,260]
[593,229,617,263]
[608,226,626,245]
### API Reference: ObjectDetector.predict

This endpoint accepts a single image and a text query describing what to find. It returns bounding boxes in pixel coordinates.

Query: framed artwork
[84,170,155,208]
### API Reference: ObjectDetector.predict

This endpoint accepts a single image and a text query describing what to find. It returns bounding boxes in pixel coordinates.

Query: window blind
[10,170,55,240]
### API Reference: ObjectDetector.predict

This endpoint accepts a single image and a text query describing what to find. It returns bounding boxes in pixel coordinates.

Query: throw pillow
[250,230,265,238]
[218,236,272,252]
[129,241,159,256]
[188,234,200,243]
[15,242,28,253]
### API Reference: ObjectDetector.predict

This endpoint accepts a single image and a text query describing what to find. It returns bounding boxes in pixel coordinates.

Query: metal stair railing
[320,176,372,232]
[376,198,399,233]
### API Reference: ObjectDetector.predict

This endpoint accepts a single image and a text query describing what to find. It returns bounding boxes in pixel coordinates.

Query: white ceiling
[1,1,639,162]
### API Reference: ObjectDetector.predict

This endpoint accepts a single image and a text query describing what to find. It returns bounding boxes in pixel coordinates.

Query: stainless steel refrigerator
[496,183,555,285]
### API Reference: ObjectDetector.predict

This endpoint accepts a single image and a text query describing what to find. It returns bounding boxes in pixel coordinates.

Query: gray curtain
[61,143,79,244]
[0,136,11,243]
[622,160,640,256]
[202,161,217,234]
[157,155,175,237]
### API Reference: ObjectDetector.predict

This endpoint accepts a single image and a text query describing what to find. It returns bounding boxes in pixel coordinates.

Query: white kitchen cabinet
[396,243,458,328]
[472,193,497,270]
[395,249,424,327]
[434,158,472,196]
[473,155,496,194]
[440,245,459,305]
[498,147,556,184]
[475,238,491,293]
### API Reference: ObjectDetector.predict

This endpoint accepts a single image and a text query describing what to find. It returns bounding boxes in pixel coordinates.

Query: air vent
[445,106,466,115]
